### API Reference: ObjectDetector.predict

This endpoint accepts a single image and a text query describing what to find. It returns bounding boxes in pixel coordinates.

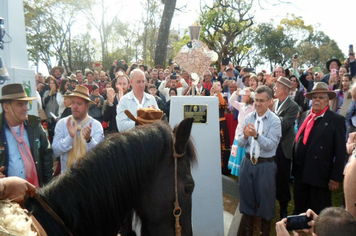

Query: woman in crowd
[211,81,230,175]
[331,73,352,114]
[289,75,305,114]
[89,84,104,123]
[228,87,255,176]
[249,74,258,91]
[257,72,265,86]
[42,76,60,143]
[57,78,70,117]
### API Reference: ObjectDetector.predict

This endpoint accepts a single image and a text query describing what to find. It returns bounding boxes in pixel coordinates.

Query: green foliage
[253,15,345,71]
[198,0,254,69]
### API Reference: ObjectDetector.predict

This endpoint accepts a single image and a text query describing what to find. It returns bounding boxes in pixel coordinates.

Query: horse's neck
[39,172,133,235]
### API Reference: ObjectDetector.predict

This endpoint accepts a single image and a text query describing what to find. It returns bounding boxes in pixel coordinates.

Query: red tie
[295,106,329,145]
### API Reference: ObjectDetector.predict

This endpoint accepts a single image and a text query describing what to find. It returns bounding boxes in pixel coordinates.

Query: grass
[227,175,344,236]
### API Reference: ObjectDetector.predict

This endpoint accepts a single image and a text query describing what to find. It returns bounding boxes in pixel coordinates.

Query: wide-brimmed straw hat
[326,58,341,72]
[276,76,291,89]
[125,107,163,125]
[63,85,96,104]
[0,83,36,103]
[50,66,64,76]
[305,82,336,100]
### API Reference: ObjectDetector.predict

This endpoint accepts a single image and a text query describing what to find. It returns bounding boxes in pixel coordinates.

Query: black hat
[326,58,341,72]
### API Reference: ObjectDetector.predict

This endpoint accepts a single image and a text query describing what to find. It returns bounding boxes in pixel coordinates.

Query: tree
[254,21,297,71]
[67,33,97,72]
[154,0,177,67]
[78,0,121,69]
[253,15,344,71]
[24,0,91,73]
[199,0,254,69]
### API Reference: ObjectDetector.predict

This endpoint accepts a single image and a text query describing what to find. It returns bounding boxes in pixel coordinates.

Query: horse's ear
[174,118,194,157]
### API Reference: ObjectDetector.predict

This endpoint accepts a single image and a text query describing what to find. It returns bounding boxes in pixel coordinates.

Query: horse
[24,118,197,236]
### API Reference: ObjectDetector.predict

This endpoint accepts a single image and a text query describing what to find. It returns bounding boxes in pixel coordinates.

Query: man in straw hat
[293,82,346,215]
[50,66,65,84]
[0,83,53,187]
[52,85,104,173]
[116,69,158,132]
[272,76,299,219]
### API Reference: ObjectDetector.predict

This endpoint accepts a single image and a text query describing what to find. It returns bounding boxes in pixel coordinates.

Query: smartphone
[170,74,177,80]
[312,67,321,72]
[331,69,337,76]
[349,45,354,55]
[286,215,312,231]
[116,60,123,68]
[169,59,173,66]
[222,57,229,66]
[239,90,246,95]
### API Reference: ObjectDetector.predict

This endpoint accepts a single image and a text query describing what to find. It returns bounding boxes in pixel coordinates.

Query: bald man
[116,69,158,132]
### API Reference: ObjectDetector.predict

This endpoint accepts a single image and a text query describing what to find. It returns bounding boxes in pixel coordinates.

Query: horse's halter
[172,137,187,236]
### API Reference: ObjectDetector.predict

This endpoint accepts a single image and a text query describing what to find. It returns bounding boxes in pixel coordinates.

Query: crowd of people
[1,52,356,235]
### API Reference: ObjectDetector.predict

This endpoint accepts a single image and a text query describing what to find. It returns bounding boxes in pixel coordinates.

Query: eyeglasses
[311,95,327,100]
[254,99,269,103]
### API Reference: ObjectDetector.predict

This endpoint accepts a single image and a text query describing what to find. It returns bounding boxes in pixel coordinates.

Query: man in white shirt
[158,74,188,102]
[52,85,104,173]
[116,69,158,132]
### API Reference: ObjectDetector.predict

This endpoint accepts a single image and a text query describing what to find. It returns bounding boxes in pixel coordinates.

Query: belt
[245,153,274,165]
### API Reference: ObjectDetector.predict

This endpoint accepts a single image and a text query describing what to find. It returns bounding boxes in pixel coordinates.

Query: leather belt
[245,153,274,165]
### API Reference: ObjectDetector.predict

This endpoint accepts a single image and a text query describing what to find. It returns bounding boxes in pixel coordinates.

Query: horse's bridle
[173,138,187,236]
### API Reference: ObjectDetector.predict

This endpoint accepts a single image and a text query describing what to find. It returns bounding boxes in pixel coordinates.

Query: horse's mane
[35,121,196,234]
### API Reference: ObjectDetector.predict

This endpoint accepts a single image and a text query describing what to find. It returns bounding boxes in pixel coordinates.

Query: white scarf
[250,114,265,161]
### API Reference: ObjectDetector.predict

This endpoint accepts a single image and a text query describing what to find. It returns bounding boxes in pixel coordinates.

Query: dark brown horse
[24,118,196,236]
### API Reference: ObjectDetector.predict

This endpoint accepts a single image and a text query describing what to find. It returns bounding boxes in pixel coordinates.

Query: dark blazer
[293,109,346,188]
[273,97,299,158]
[102,96,119,133]
[188,87,210,96]
[294,90,305,112]
[0,114,53,186]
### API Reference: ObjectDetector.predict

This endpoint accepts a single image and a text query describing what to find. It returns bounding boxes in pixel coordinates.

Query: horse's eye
[184,185,194,195]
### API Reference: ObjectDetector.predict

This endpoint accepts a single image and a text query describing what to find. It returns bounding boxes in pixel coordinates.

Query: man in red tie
[0,83,53,187]
[293,82,346,214]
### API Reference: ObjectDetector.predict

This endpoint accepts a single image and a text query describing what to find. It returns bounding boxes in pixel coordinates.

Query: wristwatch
[86,136,92,143]
[254,133,259,140]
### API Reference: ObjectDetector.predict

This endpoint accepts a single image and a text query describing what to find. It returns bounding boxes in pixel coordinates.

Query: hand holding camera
[275,209,317,236]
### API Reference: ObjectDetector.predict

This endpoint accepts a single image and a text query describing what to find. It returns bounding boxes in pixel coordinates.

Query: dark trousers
[293,166,332,215]
[275,144,291,212]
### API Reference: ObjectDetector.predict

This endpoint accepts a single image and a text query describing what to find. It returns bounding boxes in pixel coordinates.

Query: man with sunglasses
[293,82,346,215]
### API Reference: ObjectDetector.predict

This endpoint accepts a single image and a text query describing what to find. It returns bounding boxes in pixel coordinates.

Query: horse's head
[137,118,196,236]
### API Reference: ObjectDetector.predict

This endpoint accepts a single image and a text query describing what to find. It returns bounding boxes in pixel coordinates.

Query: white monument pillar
[170,96,225,236]
[0,0,37,115]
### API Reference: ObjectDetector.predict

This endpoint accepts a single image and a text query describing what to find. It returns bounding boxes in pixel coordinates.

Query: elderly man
[272,77,299,219]
[238,85,281,235]
[50,66,64,84]
[293,82,346,215]
[116,69,158,132]
[0,84,53,187]
[158,73,188,102]
[52,85,104,173]
[102,74,130,133]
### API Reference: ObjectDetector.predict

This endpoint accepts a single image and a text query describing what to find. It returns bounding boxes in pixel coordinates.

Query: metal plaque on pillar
[170,96,224,236]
